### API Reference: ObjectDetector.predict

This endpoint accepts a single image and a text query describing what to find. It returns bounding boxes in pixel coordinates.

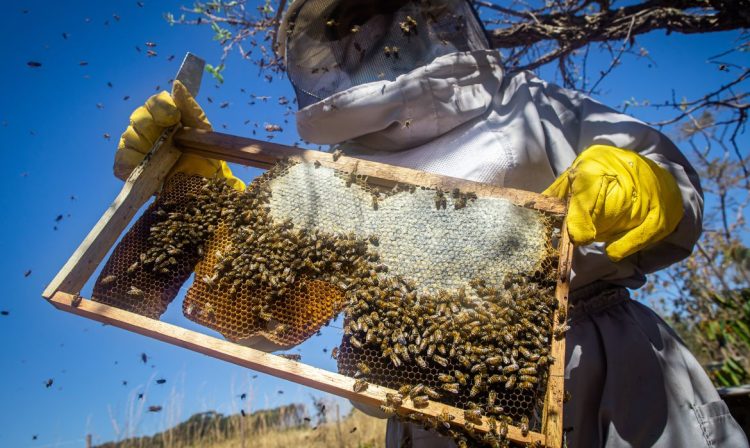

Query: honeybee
[469,383,482,397]
[313,160,322,168]
[379,404,396,416]
[349,336,363,349]
[502,363,519,374]
[204,302,216,318]
[470,363,487,374]
[409,383,425,397]
[520,416,529,436]
[487,405,505,415]
[464,408,483,425]
[127,261,139,275]
[415,356,427,369]
[127,286,144,298]
[519,346,534,359]
[487,390,497,407]
[505,375,517,389]
[386,392,403,406]
[411,395,429,408]
[518,381,535,390]
[100,274,117,286]
[383,46,399,58]
[485,356,502,366]
[498,419,509,438]
[441,383,460,394]
[202,273,218,288]
[519,366,537,375]
[432,355,448,367]
[389,352,401,367]
[435,410,454,429]
[356,362,371,376]
[346,171,356,187]
[332,149,343,161]
[423,386,441,400]
[554,324,571,340]
[437,373,454,383]
[398,384,412,396]
[457,355,471,369]
[502,332,515,344]
[71,293,83,308]
[353,379,369,393]
[454,370,468,385]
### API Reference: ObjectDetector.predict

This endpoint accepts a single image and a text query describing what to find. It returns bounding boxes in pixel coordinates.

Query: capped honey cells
[93,158,564,447]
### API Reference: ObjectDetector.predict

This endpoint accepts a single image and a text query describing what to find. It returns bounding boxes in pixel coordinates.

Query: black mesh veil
[283,0,490,108]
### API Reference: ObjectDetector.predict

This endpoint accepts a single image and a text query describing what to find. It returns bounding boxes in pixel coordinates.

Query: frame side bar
[542,219,574,447]
[42,135,182,299]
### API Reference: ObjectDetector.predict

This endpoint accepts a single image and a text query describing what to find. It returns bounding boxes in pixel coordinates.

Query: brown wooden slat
[543,220,574,447]
[173,128,566,215]
[49,291,547,446]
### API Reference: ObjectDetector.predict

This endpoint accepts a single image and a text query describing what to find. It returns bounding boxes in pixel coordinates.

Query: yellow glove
[543,145,684,262]
[114,80,245,191]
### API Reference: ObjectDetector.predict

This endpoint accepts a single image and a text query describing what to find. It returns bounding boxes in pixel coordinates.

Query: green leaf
[726,357,744,373]
[730,320,750,346]
[204,63,225,84]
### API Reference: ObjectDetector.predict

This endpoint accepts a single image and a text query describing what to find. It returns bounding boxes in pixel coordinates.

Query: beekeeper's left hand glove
[114,80,245,191]
[543,145,684,262]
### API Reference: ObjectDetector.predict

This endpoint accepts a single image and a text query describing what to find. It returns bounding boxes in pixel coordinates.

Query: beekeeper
[113,0,748,446]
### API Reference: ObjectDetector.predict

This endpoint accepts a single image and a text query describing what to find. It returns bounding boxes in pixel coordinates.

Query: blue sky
[0,1,746,447]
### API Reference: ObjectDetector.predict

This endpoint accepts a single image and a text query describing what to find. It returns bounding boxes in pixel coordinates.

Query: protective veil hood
[297,49,503,151]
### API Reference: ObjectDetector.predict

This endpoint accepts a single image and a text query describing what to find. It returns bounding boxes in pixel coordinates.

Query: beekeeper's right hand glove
[543,145,683,262]
[114,80,245,191]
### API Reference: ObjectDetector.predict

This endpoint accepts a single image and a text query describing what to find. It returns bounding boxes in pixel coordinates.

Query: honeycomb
[182,222,347,350]
[92,173,210,318]
[94,159,564,446]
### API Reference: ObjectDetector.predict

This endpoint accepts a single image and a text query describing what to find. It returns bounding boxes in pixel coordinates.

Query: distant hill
[94,404,386,448]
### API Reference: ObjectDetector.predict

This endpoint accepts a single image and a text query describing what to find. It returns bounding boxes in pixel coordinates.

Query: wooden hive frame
[42,127,573,447]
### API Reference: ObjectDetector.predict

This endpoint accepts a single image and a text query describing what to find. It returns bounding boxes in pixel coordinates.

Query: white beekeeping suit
[278,0,748,446]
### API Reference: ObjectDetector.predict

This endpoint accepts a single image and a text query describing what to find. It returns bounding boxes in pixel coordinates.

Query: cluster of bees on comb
[114,158,562,447]
[139,179,237,276]
[339,267,559,447]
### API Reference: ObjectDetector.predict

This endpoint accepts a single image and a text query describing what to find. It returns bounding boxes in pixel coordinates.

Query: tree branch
[487,0,750,50]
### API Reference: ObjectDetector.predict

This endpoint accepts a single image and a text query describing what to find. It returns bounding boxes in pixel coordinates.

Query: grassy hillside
[95,404,386,448]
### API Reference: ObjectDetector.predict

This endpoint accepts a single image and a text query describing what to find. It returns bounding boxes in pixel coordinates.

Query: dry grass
[202,410,386,448]
[96,406,386,448]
